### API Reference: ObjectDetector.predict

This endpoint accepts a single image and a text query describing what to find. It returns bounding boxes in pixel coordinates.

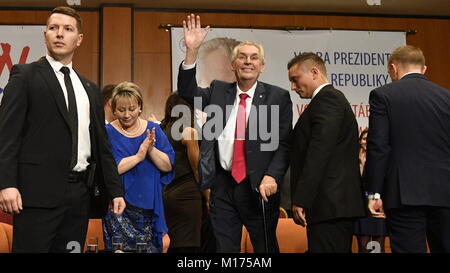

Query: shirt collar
[312,83,331,99]
[236,81,257,99]
[46,54,73,74]
[400,72,422,79]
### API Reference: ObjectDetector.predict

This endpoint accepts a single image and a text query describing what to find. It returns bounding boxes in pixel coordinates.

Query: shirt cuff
[181,61,196,70]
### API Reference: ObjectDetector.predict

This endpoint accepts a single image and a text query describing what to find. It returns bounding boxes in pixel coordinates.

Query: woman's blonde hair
[111,81,144,112]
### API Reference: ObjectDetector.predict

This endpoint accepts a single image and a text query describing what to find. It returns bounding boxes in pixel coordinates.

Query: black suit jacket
[178,64,292,191]
[0,58,123,216]
[365,73,450,210]
[290,85,366,224]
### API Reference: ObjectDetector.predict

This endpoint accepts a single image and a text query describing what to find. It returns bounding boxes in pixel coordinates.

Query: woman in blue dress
[103,81,174,253]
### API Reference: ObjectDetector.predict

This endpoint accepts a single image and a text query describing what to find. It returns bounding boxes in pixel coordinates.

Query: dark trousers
[209,170,280,253]
[12,181,90,253]
[200,194,216,253]
[386,206,450,253]
[307,218,355,253]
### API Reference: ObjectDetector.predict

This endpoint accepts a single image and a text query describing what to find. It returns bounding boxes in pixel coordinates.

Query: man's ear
[311,67,320,80]
[388,63,398,81]
[77,33,83,47]
[229,63,234,72]
[230,62,235,72]
[421,65,427,74]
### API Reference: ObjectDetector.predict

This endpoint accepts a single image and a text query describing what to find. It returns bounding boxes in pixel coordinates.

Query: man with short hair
[0,6,125,252]
[101,84,116,123]
[366,45,450,253]
[288,52,366,253]
[178,14,292,253]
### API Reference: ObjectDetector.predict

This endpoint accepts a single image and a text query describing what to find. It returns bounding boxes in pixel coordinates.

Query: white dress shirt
[218,83,256,171]
[311,83,332,100]
[46,55,91,172]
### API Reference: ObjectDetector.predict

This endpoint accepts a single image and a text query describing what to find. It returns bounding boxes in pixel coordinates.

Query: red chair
[240,218,308,253]
[0,212,13,225]
[0,222,13,253]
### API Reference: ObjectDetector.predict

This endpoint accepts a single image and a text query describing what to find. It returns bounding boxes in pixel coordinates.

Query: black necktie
[60,66,78,170]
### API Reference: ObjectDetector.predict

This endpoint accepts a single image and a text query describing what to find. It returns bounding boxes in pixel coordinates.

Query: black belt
[68,170,87,183]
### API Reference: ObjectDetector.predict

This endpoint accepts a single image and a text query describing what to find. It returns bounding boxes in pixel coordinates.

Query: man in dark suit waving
[366,45,450,253]
[178,14,292,252]
[0,6,125,252]
[288,53,366,252]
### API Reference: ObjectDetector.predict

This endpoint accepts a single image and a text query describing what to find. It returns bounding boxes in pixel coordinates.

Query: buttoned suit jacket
[0,58,123,217]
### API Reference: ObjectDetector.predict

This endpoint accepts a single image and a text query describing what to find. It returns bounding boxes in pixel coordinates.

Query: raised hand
[183,14,210,65]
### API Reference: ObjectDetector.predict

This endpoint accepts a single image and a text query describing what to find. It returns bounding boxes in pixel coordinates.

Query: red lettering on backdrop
[0,43,30,74]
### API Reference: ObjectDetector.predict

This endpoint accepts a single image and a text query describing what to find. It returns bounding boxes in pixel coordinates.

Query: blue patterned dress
[103,121,174,252]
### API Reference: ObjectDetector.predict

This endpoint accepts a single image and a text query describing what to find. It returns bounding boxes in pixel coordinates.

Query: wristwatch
[368,193,381,200]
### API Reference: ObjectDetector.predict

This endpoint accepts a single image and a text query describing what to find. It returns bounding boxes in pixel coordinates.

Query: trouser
[307,218,356,253]
[209,169,280,253]
[386,206,450,253]
[12,178,89,253]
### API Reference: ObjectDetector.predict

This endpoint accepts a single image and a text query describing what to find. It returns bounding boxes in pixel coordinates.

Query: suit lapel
[75,69,95,113]
[250,82,266,113]
[37,58,71,129]
[223,84,237,126]
[247,82,266,136]
[305,84,332,110]
[294,84,332,132]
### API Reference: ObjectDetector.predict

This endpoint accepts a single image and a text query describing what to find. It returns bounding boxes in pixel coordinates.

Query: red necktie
[232,93,249,183]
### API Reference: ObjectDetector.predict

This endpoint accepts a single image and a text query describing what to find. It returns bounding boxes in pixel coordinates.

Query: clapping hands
[137,128,156,161]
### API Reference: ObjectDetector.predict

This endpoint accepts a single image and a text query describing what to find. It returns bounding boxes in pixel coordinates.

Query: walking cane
[260,196,269,253]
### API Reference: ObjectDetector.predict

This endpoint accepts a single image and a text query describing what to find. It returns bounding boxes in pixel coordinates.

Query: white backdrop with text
[171,28,406,130]
[0,25,47,104]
